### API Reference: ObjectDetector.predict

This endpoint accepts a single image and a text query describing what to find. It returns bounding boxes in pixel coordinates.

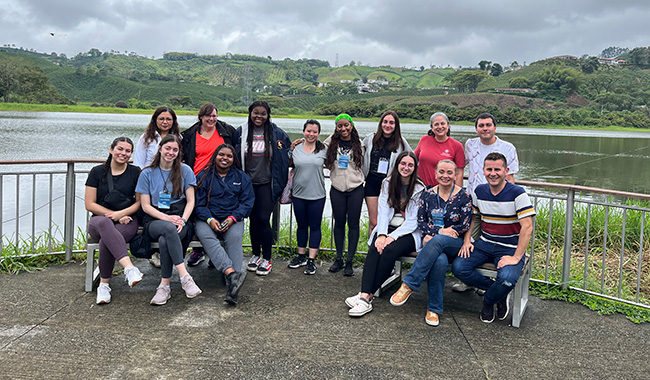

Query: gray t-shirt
[246,127,272,185]
[290,142,327,200]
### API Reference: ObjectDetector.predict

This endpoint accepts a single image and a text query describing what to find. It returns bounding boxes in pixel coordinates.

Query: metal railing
[1,160,649,309]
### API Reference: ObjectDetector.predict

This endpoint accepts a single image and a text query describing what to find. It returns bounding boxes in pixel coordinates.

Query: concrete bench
[85,236,203,292]
[377,252,532,328]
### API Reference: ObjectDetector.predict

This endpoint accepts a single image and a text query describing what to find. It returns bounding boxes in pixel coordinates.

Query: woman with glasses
[134,106,181,169]
[182,103,237,267]
[133,106,181,267]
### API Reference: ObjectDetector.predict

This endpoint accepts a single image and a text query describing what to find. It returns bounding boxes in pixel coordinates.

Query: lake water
[2,110,650,193]
[2,110,650,240]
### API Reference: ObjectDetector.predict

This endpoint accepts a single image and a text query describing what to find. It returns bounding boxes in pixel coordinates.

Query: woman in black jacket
[182,103,236,266]
[232,100,291,276]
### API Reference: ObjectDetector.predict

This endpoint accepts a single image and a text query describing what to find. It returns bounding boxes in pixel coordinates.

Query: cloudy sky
[1,0,649,68]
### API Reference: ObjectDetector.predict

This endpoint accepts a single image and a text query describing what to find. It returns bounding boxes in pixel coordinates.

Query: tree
[510,61,520,67]
[628,47,650,68]
[0,57,19,102]
[87,48,101,57]
[478,60,492,71]
[599,46,629,59]
[0,53,70,104]
[580,56,600,74]
[452,71,488,92]
[349,60,356,66]
[509,77,530,88]
[582,73,620,96]
[490,63,503,77]
[534,65,581,96]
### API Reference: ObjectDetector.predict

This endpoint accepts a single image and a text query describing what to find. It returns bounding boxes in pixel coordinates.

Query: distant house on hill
[548,55,578,60]
[598,58,627,65]
[492,88,538,94]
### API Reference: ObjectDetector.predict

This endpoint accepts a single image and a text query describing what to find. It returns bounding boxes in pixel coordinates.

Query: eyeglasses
[206,114,218,119]
[157,117,173,122]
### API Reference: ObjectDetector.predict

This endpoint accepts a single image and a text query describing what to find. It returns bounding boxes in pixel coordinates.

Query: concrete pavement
[0,259,648,379]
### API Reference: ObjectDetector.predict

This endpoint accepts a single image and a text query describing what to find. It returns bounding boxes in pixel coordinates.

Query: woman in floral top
[389,159,472,326]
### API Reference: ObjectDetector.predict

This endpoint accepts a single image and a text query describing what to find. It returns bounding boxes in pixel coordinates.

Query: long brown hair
[372,110,404,152]
[148,134,184,198]
[325,117,364,171]
[143,106,180,146]
[387,151,422,211]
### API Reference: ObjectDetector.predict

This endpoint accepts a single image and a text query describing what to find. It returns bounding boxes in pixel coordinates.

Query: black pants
[361,234,415,295]
[250,183,275,260]
[330,185,364,262]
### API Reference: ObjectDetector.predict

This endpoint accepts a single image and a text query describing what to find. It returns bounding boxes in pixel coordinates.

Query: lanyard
[158,168,171,194]
[435,183,455,215]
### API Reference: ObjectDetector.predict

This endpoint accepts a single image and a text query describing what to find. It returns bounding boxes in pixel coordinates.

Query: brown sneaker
[390,283,413,306]
[425,311,440,326]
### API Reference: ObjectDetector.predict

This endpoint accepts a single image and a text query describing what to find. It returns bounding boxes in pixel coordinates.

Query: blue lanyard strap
[435,183,455,215]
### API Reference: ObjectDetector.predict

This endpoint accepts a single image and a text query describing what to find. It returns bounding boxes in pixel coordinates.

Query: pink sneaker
[181,275,202,298]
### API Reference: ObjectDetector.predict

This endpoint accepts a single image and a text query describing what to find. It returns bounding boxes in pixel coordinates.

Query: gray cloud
[2,0,650,67]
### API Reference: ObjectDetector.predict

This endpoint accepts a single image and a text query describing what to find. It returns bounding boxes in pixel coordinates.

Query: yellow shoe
[425,311,439,326]
[390,283,413,306]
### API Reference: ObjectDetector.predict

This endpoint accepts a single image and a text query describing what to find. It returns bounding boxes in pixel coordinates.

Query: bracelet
[207,217,215,224]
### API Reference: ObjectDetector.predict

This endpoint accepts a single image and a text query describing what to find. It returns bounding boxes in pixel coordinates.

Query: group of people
[86,103,536,327]
[86,101,288,306]
[344,111,534,326]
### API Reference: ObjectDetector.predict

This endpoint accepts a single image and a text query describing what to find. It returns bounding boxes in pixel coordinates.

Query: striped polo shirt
[473,181,536,249]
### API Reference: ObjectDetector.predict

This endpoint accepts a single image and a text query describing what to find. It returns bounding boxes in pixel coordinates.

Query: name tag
[431,209,444,228]
[377,158,389,175]
[338,155,349,169]
[158,191,171,209]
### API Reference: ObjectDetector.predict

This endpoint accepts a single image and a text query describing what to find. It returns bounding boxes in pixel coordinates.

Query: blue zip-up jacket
[232,122,291,204]
[194,167,255,223]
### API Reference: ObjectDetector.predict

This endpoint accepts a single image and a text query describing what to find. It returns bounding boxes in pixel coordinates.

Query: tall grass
[531,197,650,305]
[1,227,87,273]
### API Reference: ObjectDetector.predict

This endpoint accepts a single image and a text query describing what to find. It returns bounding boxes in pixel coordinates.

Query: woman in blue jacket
[195,143,255,304]
[232,100,290,276]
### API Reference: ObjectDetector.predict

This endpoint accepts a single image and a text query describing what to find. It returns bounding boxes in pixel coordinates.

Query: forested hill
[0,47,452,107]
[2,46,650,128]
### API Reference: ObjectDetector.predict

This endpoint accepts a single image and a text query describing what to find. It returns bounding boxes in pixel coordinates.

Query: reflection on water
[1,110,650,192]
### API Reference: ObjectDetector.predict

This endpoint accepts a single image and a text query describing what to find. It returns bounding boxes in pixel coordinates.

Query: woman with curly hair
[232,100,291,276]
[324,114,365,276]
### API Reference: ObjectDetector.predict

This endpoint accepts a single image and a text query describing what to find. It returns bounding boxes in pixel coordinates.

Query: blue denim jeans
[403,234,463,313]
[451,239,525,305]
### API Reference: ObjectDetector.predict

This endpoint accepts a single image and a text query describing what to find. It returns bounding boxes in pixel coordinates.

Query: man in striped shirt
[452,152,535,323]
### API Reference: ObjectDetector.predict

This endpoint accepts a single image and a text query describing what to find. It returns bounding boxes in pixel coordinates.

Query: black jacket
[180,120,236,169]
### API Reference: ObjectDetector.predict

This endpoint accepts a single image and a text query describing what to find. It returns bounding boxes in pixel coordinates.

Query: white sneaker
[247,255,262,272]
[349,298,373,317]
[124,265,143,288]
[452,282,470,292]
[345,292,361,308]
[149,252,161,268]
[96,283,111,304]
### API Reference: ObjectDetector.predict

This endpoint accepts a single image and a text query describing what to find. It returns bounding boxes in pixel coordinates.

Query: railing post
[561,189,575,289]
[272,202,280,245]
[64,162,75,261]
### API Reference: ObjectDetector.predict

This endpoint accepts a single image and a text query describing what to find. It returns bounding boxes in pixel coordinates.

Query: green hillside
[2,46,650,129]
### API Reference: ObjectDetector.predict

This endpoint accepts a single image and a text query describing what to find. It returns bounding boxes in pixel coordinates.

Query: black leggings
[250,183,275,260]
[361,234,415,295]
[330,185,364,262]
